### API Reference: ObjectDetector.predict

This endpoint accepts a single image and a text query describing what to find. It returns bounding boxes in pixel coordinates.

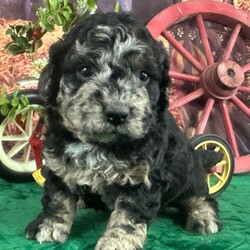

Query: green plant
[5,0,97,58]
[0,87,43,120]
[4,24,42,56]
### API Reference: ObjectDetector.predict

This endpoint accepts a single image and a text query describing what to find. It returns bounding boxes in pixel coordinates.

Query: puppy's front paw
[95,228,143,250]
[186,210,222,234]
[26,218,70,243]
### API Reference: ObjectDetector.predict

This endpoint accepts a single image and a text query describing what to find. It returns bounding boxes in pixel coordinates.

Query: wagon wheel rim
[0,106,41,173]
[193,139,232,195]
[147,1,250,158]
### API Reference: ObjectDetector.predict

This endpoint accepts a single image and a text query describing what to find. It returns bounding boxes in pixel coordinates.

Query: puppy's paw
[95,229,143,250]
[26,218,70,243]
[186,210,222,234]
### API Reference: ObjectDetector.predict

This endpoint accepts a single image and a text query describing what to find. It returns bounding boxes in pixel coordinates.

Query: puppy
[25,12,223,249]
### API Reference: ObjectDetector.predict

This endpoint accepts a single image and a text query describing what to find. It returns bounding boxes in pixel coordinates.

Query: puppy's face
[40,13,169,144]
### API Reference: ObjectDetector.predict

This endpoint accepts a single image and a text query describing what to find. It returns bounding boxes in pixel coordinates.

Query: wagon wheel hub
[201,60,244,100]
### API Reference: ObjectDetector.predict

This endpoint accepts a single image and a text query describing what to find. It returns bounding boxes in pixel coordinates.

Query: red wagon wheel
[147,1,250,175]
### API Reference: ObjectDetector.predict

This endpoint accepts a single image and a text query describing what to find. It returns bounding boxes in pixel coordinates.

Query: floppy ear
[196,149,224,170]
[37,14,100,105]
[38,62,56,105]
[38,38,73,105]
[155,42,170,113]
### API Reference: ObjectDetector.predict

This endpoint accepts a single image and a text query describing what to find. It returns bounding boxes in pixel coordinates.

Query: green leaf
[54,13,65,26]
[7,106,17,119]
[12,89,19,98]
[0,97,9,105]
[15,25,25,34]
[5,44,25,55]
[11,97,20,107]
[21,111,28,122]
[16,37,30,47]
[1,104,9,116]
[63,0,68,7]
[20,95,29,106]
[5,28,14,35]
[10,34,18,41]
[114,2,119,12]
[48,0,58,10]
[44,21,55,32]
[87,0,96,9]
[61,8,72,21]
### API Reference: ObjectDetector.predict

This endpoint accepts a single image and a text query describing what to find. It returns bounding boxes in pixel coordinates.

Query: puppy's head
[39,12,170,143]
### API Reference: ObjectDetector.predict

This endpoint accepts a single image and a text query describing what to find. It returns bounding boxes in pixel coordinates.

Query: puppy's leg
[25,179,77,243]
[182,196,222,234]
[95,197,148,250]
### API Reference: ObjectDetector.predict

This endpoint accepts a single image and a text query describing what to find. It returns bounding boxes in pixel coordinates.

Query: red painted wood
[196,14,214,65]
[147,0,250,173]
[169,70,200,82]
[161,30,204,72]
[220,101,240,157]
[222,24,242,60]
[147,1,250,39]
[169,88,204,110]
[195,98,215,135]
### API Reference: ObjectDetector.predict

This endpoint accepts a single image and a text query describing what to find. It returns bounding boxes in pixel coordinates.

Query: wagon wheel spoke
[1,134,29,141]
[1,109,37,162]
[24,144,32,164]
[238,86,250,94]
[169,70,200,83]
[161,30,204,72]
[12,119,27,136]
[230,96,250,118]
[219,160,227,166]
[222,24,242,60]
[1,117,30,142]
[219,101,239,157]
[196,14,214,65]
[7,141,29,159]
[206,175,211,188]
[212,172,224,182]
[214,145,221,152]
[24,110,34,136]
[242,63,250,73]
[169,88,204,110]
[196,98,215,135]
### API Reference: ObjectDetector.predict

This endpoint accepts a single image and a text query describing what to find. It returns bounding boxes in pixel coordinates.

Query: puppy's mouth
[77,124,147,145]
[87,132,120,144]
[79,126,136,144]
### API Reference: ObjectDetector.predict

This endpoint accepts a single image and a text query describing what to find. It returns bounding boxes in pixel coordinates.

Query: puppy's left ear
[156,42,170,113]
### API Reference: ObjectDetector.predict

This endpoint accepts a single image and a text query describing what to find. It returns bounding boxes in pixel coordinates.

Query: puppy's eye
[79,66,93,78]
[139,71,151,82]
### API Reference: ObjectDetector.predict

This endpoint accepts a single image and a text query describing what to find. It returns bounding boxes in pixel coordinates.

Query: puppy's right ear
[38,62,58,105]
[38,38,72,105]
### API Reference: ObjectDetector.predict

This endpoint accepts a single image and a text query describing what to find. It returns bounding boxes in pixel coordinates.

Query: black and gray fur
[25,12,223,249]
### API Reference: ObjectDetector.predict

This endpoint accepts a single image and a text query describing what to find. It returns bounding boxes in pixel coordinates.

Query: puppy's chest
[45,143,151,194]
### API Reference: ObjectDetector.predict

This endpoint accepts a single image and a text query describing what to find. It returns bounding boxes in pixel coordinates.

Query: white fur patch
[185,196,220,234]
[95,209,147,250]
[44,142,151,200]
[31,192,77,243]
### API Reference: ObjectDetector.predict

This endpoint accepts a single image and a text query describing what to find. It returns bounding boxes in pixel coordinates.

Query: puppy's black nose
[106,110,128,126]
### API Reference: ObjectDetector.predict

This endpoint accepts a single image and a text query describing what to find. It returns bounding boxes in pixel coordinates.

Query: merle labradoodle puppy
[25,12,223,249]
